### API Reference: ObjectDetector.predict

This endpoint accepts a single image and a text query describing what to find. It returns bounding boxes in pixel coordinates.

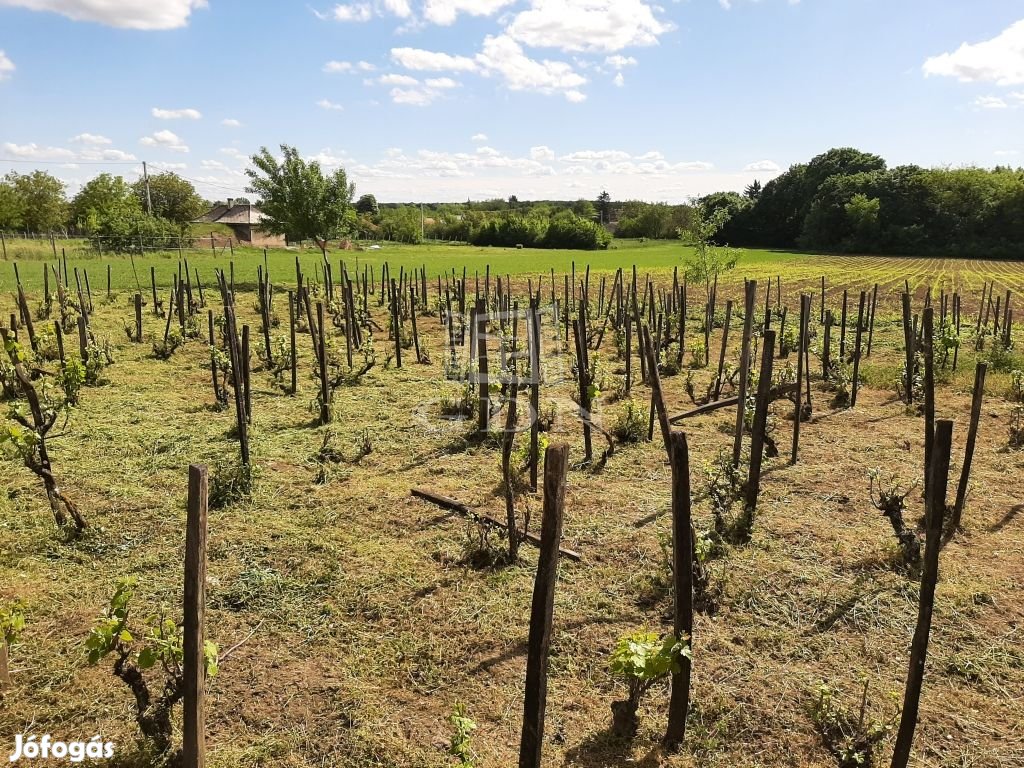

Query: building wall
[230,225,286,248]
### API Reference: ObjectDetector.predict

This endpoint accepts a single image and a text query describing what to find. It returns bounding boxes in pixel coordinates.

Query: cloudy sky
[0,0,1022,203]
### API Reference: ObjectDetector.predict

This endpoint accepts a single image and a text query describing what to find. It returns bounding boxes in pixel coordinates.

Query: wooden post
[183,464,209,768]
[518,443,569,768]
[839,289,848,360]
[922,307,935,498]
[952,362,986,531]
[890,419,953,768]
[641,325,672,459]
[77,315,89,363]
[902,292,914,404]
[663,431,693,750]
[529,302,542,492]
[733,280,757,467]
[391,278,402,368]
[151,266,159,315]
[745,330,776,513]
[317,302,330,425]
[850,290,866,406]
[289,291,298,395]
[241,325,252,425]
[134,293,143,342]
[712,300,733,400]
[477,298,489,432]
[207,311,218,402]
[409,286,421,363]
[866,283,878,356]
[791,295,808,463]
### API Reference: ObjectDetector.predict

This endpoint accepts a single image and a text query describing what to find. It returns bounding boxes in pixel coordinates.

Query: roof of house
[195,202,271,226]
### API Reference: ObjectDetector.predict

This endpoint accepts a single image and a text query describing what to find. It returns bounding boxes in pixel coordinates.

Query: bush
[612,398,647,443]
[88,210,185,253]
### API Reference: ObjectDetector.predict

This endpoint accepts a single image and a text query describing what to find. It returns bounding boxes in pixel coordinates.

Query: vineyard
[1,242,1023,768]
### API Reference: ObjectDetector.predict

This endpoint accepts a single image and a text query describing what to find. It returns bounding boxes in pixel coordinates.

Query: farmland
[1,240,1023,768]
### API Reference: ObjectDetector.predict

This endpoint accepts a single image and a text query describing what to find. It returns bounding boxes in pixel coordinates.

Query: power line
[0,156,140,165]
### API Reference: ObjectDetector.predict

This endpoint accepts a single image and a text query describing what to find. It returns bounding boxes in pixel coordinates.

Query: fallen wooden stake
[669,382,798,424]
[411,488,582,562]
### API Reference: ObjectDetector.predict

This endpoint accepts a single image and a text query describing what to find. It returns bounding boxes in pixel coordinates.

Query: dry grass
[0,252,1022,768]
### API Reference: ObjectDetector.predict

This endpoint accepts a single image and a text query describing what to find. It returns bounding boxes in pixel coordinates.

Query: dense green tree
[571,199,597,220]
[70,173,140,232]
[133,172,205,228]
[245,144,356,255]
[0,176,25,230]
[8,171,67,232]
[355,193,379,216]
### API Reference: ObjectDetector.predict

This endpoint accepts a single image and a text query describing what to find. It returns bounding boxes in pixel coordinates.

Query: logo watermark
[8,735,114,763]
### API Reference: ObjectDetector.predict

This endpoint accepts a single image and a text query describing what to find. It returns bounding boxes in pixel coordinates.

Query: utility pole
[142,161,153,216]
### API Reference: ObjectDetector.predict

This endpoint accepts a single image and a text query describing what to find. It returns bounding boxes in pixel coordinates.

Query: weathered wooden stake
[664,431,693,751]
[745,330,776,514]
[183,464,209,768]
[518,443,569,768]
[952,362,986,531]
[890,419,953,768]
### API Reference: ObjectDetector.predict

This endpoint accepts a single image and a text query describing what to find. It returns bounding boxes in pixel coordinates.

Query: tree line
[701,147,1024,258]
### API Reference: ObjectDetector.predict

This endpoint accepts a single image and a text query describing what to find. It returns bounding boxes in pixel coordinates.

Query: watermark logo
[8,735,114,763]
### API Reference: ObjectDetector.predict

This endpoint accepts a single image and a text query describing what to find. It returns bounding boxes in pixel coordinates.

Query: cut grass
[0,250,1022,767]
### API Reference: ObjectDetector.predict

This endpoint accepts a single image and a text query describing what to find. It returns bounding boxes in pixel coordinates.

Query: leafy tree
[845,194,881,251]
[744,179,762,199]
[0,176,25,230]
[596,190,612,222]
[8,171,67,232]
[571,199,597,220]
[132,172,205,228]
[70,174,140,232]
[508,194,519,210]
[246,144,356,256]
[355,193,379,216]
[680,205,739,307]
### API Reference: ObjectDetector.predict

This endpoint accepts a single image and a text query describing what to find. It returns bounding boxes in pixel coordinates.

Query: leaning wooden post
[518,443,569,768]
[183,464,209,768]
[712,299,733,400]
[745,330,776,514]
[663,431,693,751]
[850,290,866,406]
[316,302,330,425]
[528,301,542,492]
[952,362,986,531]
[77,315,89,363]
[901,292,914,404]
[890,419,953,768]
[732,280,757,468]
[241,325,252,425]
[641,324,672,459]
[390,278,403,368]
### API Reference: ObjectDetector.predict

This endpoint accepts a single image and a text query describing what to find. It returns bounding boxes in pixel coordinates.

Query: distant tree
[744,179,762,200]
[844,193,881,251]
[245,144,356,256]
[355,193,379,216]
[508,194,519,210]
[596,190,612,223]
[8,171,67,233]
[0,176,25,230]
[680,206,740,308]
[572,199,597,220]
[70,173,140,232]
[133,173,205,228]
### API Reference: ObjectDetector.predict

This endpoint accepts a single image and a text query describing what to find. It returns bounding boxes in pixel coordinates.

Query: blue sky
[1,0,1022,203]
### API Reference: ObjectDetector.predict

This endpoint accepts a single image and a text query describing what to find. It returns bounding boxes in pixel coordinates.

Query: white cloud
[744,159,781,172]
[0,50,14,81]
[148,161,186,170]
[425,76,460,88]
[471,133,488,142]
[0,0,207,30]
[505,0,673,53]
[380,0,411,16]
[391,47,479,71]
[139,129,189,152]
[70,133,112,145]
[605,54,637,69]
[316,98,345,111]
[530,146,555,160]
[994,149,1020,156]
[324,59,377,73]
[87,148,136,161]
[923,20,1024,85]
[328,3,373,21]
[152,107,202,120]
[973,95,1009,109]
[379,73,420,85]
[221,118,242,127]
[561,149,631,163]
[476,34,587,100]
[390,87,438,106]
[422,0,516,25]
[219,147,246,160]
[613,72,624,87]
[2,142,76,161]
